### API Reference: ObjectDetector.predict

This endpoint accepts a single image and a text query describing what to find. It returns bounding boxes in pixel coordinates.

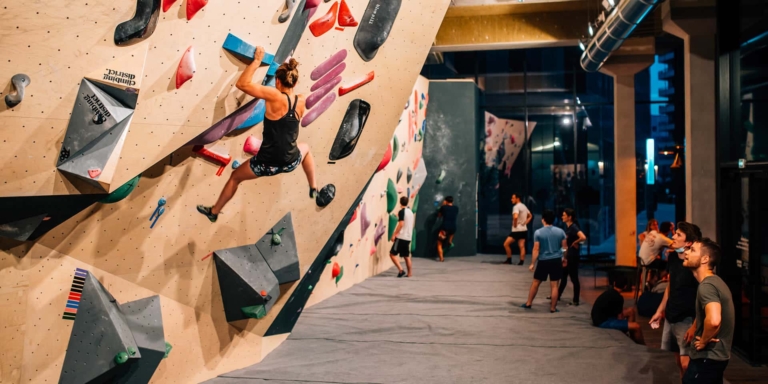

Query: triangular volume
[85,45,148,99]
[57,80,134,167]
[0,213,47,241]
[255,212,300,285]
[59,272,141,384]
[213,245,280,323]
[58,114,134,192]
[118,296,166,384]
[411,157,428,193]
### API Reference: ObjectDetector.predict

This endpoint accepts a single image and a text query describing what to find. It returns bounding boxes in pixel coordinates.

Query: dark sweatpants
[682,358,728,384]
[558,250,580,302]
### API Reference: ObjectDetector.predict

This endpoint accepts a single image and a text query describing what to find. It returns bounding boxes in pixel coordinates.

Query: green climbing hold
[100,174,141,204]
[127,346,137,356]
[436,169,446,184]
[326,259,332,264]
[388,213,398,240]
[335,265,344,286]
[115,351,129,364]
[241,305,267,319]
[417,130,423,142]
[164,342,172,359]
[308,285,313,290]
[271,227,286,245]
[419,100,424,110]
[392,136,399,161]
[412,194,420,213]
[386,179,397,213]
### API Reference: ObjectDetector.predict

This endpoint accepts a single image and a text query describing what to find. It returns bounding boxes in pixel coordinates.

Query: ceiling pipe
[580,0,662,72]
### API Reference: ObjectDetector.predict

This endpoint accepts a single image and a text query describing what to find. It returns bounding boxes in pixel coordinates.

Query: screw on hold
[92,112,106,125]
[115,351,129,364]
[164,341,172,359]
[128,346,137,356]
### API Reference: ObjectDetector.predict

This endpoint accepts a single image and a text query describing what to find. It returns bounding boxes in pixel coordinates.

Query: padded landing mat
[206,256,681,384]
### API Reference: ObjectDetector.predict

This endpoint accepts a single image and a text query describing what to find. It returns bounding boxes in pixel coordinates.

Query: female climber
[197,47,333,223]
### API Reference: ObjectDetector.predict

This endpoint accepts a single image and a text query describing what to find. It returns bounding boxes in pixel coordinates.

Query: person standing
[682,238,735,384]
[557,208,587,306]
[521,210,566,312]
[503,193,532,265]
[649,222,702,379]
[390,196,415,278]
[436,196,459,262]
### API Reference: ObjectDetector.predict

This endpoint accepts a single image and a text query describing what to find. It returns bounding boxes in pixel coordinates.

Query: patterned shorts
[249,155,301,177]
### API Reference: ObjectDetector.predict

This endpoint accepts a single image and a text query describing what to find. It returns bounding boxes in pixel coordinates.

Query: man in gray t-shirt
[682,238,734,384]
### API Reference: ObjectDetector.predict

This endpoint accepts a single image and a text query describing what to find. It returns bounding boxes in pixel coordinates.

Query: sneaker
[568,301,580,306]
[520,304,532,309]
[502,259,513,265]
[550,308,560,313]
[517,260,524,266]
[196,205,218,223]
[397,270,406,278]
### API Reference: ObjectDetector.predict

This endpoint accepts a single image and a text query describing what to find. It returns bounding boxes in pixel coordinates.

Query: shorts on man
[661,317,693,355]
[509,231,527,242]
[533,258,563,281]
[599,318,629,332]
[390,238,411,257]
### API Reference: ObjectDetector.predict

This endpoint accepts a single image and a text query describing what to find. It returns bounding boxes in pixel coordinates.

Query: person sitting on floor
[591,275,645,345]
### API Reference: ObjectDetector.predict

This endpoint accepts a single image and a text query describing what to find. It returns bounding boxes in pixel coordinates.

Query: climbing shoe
[397,270,406,278]
[196,205,218,223]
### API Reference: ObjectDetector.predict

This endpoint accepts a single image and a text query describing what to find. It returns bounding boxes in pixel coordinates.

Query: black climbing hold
[316,184,336,207]
[407,167,412,183]
[4,73,30,108]
[329,99,371,161]
[330,231,344,258]
[353,0,402,62]
[114,0,161,45]
[93,113,106,125]
[396,168,403,183]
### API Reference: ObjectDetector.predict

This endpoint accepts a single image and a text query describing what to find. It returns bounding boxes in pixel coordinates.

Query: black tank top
[256,93,301,165]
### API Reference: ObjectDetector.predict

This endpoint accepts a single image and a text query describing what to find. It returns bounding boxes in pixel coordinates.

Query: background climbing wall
[0,1,451,383]
[414,79,479,258]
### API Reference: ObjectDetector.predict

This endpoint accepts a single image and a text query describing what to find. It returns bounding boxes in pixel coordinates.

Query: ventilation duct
[580,0,661,72]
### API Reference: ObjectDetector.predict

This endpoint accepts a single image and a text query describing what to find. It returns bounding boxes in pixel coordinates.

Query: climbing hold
[335,265,344,285]
[386,179,397,213]
[374,218,386,245]
[338,0,358,27]
[406,187,410,200]
[278,0,295,23]
[306,76,342,109]
[243,136,263,156]
[397,186,403,194]
[114,0,160,45]
[267,61,281,76]
[127,346,137,356]
[300,92,336,127]
[237,99,267,129]
[222,33,275,65]
[349,207,358,224]
[338,71,374,96]
[175,46,195,89]
[4,74,30,108]
[316,184,336,207]
[308,285,313,290]
[193,145,232,168]
[436,169,446,184]
[396,169,403,183]
[305,0,322,10]
[328,99,370,161]
[261,290,268,296]
[353,0,401,61]
[232,160,241,169]
[271,227,285,245]
[309,1,338,37]
[326,260,332,264]
[100,174,141,204]
[186,0,208,20]
[150,207,164,229]
[391,135,399,161]
[162,0,176,12]
[360,202,370,234]
[87,168,102,179]
[331,262,341,278]
[311,62,346,92]
[164,341,172,358]
[369,246,376,256]
[331,231,344,257]
[310,49,347,81]
[115,351,129,365]
[412,194,419,213]
[241,305,267,319]
[376,143,392,172]
[388,213,398,240]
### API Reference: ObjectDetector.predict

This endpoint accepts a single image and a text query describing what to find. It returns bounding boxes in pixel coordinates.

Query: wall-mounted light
[598,161,604,176]
[588,23,595,37]
[562,117,572,125]
[579,39,586,51]
[646,139,655,185]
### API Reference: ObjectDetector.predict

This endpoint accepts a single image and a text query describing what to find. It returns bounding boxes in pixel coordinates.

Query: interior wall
[413,80,478,258]
[0,0,450,382]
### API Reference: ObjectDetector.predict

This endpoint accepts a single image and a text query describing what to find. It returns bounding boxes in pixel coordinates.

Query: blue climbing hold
[267,61,280,76]
[222,33,275,65]
[236,99,266,129]
[232,160,241,169]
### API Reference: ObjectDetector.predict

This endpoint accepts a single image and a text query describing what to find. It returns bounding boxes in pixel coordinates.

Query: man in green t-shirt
[682,238,735,384]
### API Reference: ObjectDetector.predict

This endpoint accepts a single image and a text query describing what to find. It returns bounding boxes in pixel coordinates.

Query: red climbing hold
[260,290,267,296]
[349,208,357,224]
[304,0,322,10]
[243,136,262,156]
[176,46,195,89]
[309,1,338,37]
[331,262,341,278]
[376,142,392,172]
[186,0,207,20]
[193,145,232,168]
[338,0,358,27]
[162,0,177,12]
[338,71,374,96]
[370,246,376,256]
[88,168,102,179]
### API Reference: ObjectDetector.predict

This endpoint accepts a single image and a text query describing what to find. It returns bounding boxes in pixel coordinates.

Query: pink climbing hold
[376,143,392,172]
[331,262,341,278]
[304,0,322,10]
[162,0,177,12]
[186,0,208,20]
[309,1,338,37]
[310,62,346,92]
[243,136,262,156]
[360,202,370,235]
[338,71,374,96]
[300,92,336,127]
[397,186,403,194]
[373,218,386,246]
[369,246,376,256]
[306,76,342,109]
[310,49,347,81]
[88,168,101,179]
[176,46,195,89]
[338,0,358,27]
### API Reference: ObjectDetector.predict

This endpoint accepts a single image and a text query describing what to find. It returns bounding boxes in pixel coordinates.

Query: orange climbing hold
[331,262,341,278]
[176,46,195,89]
[376,142,392,172]
[162,0,177,12]
[338,0,358,27]
[338,71,374,96]
[260,290,267,296]
[349,208,357,224]
[186,0,208,20]
[88,168,101,179]
[309,1,338,37]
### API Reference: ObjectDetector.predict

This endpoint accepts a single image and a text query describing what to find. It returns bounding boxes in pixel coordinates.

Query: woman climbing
[198,47,333,222]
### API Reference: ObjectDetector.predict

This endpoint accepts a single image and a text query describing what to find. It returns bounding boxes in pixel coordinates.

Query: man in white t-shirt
[504,193,532,265]
[390,196,415,278]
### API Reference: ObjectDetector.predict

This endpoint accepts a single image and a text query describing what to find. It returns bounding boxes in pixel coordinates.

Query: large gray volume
[214,245,281,322]
[116,296,166,384]
[255,212,300,285]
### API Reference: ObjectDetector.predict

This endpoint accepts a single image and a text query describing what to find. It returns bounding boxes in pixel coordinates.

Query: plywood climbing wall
[0,0,450,382]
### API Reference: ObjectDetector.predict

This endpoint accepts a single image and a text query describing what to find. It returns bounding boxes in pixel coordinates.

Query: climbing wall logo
[62,268,87,320]
[102,69,137,87]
